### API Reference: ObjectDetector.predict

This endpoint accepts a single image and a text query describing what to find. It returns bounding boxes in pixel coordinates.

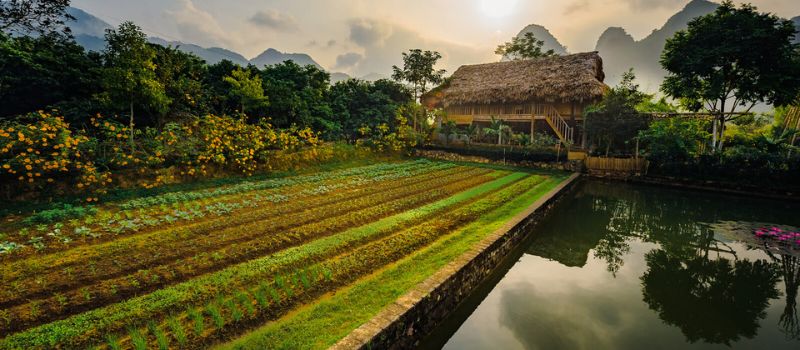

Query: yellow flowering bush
[0,111,110,198]
[356,114,417,153]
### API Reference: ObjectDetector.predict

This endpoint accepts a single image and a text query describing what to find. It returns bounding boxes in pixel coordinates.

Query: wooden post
[530,114,535,143]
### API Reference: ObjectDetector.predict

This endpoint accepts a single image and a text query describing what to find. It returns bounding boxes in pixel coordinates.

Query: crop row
[0,165,476,306]
[0,172,530,349]
[2,170,497,333]
[97,174,549,349]
[0,163,465,292]
[115,160,437,209]
[1,160,450,258]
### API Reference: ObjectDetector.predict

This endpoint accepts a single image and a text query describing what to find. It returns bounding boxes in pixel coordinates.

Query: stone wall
[330,173,581,350]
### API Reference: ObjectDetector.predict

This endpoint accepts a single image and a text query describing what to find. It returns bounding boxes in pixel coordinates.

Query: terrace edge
[330,172,582,350]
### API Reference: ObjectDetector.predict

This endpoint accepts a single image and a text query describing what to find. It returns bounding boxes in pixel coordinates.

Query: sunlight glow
[479,0,519,18]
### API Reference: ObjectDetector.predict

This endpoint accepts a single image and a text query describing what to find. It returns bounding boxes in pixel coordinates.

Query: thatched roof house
[423,52,607,145]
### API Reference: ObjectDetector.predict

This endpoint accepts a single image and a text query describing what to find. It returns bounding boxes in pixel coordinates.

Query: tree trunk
[129,102,135,152]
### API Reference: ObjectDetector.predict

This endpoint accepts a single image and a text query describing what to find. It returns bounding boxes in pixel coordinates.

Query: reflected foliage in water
[642,250,780,345]
[528,180,800,345]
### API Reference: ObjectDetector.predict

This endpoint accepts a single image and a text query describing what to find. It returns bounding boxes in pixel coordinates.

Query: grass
[218,174,568,349]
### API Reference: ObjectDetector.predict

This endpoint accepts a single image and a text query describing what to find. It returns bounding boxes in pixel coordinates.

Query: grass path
[218,174,568,350]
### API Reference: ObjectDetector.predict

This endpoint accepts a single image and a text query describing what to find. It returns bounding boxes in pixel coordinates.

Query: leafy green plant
[148,321,169,350]
[187,307,204,336]
[206,303,225,329]
[167,315,187,346]
[128,326,147,350]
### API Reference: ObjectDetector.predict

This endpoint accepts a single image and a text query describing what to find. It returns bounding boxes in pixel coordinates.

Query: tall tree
[260,61,332,131]
[495,32,557,60]
[391,49,445,131]
[0,0,72,35]
[586,69,650,156]
[660,1,800,151]
[101,21,169,150]
[152,44,208,124]
[224,67,268,115]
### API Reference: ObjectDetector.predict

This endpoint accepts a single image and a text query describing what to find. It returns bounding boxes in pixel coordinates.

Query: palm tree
[440,120,458,145]
[465,123,479,145]
[485,117,509,145]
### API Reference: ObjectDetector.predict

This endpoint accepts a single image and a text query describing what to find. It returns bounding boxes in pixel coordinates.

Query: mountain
[249,48,321,69]
[359,72,389,81]
[147,37,248,65]
[792,16,800,44]
[329,72,352,84]
[502,24,568,61]
[63,7,322,70]
[64,7,111,37]
[595,0,719,90]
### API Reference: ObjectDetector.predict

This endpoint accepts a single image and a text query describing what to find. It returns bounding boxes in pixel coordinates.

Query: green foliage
[495,32,557,60]
[0,32,102,121]
[101,21,170,134]
[660,1,800,150]
[0,0,72,35]
[586,70,650,155]
[391,49,445,101]
[259,61,333,132]
[224,67,268,114]
[639,118,711,163]
[439,120,458,145]
[329,79,411,140]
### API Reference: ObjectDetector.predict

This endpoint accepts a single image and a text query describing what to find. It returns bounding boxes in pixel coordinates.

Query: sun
[479,0,519,18]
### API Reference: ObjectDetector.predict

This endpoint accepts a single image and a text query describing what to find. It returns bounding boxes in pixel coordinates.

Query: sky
[71,0,800,77]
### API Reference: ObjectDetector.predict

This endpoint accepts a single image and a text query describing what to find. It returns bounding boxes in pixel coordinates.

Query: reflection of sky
[443,238,797,350]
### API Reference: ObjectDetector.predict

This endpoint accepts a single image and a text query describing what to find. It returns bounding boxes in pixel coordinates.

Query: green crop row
[1,160,452,257]
[0,172,526,349]
[3,170,496,333]
[0,165,475,305]
[99,174,547,349]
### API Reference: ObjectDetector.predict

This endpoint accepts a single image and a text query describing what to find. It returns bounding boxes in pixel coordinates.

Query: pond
[421,180,800,350]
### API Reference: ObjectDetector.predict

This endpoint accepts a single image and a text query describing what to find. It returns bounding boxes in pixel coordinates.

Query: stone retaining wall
[330,173,581,350]
[416,149,580,172]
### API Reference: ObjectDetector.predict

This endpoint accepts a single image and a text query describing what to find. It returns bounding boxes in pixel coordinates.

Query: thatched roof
[426,52,606,108]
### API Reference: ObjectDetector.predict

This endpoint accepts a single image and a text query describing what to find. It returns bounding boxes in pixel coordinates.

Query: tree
[329,78,411,140]
[151,44,208,124]
[484,117,510,145]
[464,123,479,145]
[224,67,268,115]
[586,69,650,156]
[660,1,800,152]
[495,32,557,60]
[101,21,169,150]
[391,49,445,131]
[260,61,333,132]
[440,120,458,145]
[0,0,72,35]
[0,32,102,121]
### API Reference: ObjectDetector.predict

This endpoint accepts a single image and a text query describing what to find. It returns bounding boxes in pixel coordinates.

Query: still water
[422,180,800,350]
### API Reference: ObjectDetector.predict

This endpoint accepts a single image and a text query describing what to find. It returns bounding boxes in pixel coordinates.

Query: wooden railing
[585,156,648,173]
[544,105,574,145]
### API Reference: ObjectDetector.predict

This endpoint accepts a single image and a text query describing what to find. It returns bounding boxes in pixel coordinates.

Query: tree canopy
[495,32,557,60]
[660,0,800,151]
[0,0,72,35]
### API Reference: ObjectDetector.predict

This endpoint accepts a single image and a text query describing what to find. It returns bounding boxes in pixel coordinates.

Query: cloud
[344,18,493,78]
[623,0,685,10]
[167,0,232,47]
[326,39,337,48]
[249,9,298,32]
[348,18,393,47]
[334,52,363,69]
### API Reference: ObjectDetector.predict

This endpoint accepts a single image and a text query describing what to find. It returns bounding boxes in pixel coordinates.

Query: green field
[0,159,568,349]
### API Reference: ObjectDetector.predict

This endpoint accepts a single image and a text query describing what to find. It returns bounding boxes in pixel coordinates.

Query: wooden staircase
[784,105,800,147]
[543,104,574,145]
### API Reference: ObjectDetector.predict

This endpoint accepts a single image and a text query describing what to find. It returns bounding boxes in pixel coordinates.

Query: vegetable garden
[0,159,568,349]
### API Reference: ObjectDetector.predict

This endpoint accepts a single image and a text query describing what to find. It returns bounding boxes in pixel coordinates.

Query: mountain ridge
[64,7,323,70]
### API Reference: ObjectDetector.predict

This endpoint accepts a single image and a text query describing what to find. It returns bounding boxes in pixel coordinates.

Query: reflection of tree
[766,251,800,340]
[641,249,780,345]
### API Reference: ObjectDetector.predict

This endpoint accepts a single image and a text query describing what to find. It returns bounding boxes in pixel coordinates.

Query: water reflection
[435,180,800,349]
